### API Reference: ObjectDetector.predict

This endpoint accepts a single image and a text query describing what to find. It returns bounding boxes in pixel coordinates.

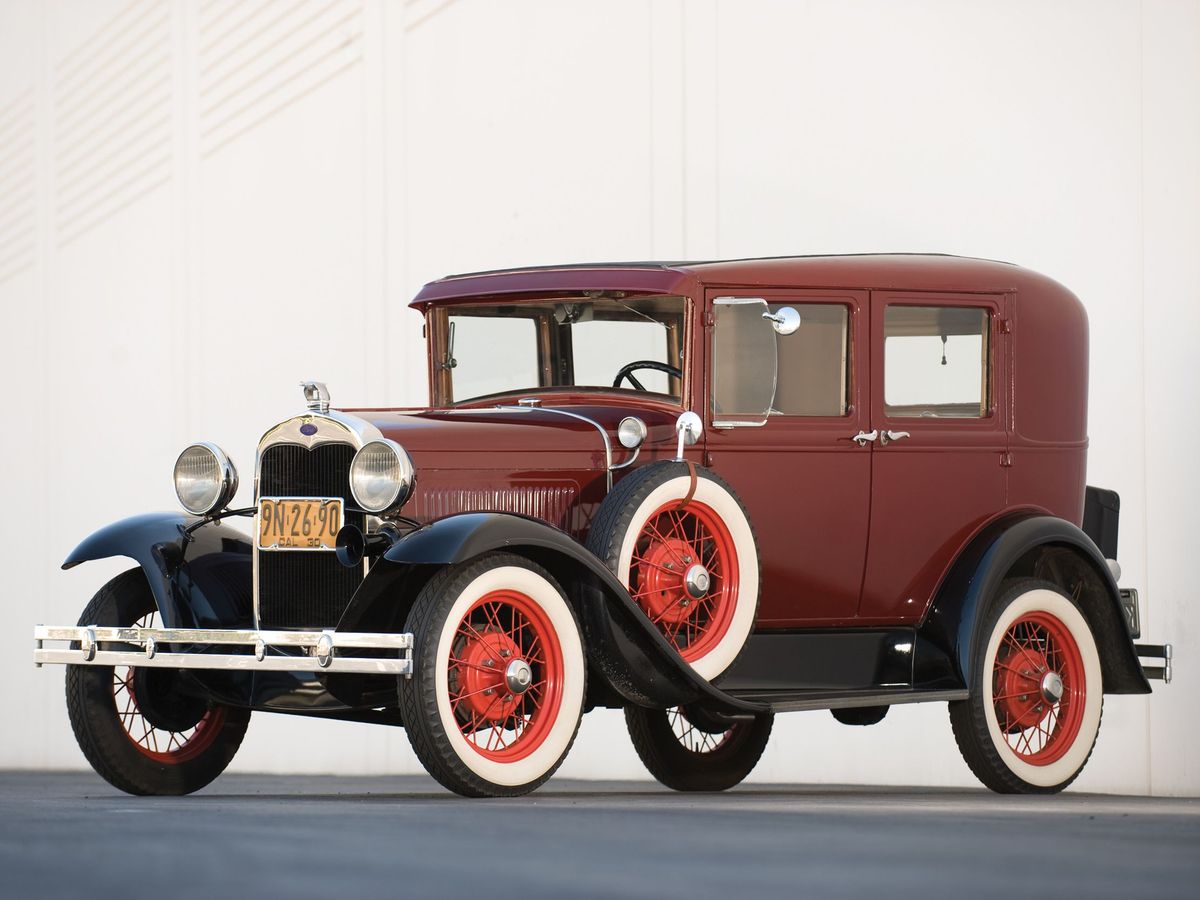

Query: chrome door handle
[880,430,910,445]
[851,430,878,446]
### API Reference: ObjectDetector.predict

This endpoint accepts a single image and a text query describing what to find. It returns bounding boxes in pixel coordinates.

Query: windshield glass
[431,295,686,405]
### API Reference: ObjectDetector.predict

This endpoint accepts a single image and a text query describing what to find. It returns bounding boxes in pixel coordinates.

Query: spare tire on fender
[585,461,760,681]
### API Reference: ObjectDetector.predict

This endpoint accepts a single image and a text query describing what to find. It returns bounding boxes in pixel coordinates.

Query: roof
[410,253,1068,308]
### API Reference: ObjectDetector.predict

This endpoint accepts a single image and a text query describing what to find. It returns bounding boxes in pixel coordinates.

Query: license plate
[257,497,343,551]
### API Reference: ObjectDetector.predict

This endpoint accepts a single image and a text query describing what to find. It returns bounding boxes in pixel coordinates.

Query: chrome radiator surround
[34,624,412,676]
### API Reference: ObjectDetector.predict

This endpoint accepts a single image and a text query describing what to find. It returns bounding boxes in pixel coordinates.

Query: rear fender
[919,514,1149,694]
[62,513,253,630]
[340,513,761,716]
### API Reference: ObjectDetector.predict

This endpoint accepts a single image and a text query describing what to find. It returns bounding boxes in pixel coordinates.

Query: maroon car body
[41,254,1171,798]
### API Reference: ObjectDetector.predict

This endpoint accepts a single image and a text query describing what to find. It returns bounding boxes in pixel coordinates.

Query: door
[704,289,872,626]
[859,292,1010,623]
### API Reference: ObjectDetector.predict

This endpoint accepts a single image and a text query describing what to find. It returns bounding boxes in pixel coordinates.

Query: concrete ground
[1,772,1197,899]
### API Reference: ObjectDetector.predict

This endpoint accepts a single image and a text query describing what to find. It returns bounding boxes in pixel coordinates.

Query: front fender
[63,512,253,630]
[345,513,762,716]
[919,514,1150,695]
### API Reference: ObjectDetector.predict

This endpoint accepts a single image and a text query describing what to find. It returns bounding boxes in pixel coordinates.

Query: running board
[727,687,970,714]
[33,625,412,676]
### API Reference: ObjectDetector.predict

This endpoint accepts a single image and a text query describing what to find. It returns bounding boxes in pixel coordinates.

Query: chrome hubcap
[683,564,711,599]
[1040,671,1064,703]
[504,659,533,694]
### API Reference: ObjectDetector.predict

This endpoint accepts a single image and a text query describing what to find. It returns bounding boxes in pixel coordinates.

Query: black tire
[586,461,760,681]
[398,552,587,797]
[949,577,1104,794]
[65,569,250,796]
[625,705,773,791]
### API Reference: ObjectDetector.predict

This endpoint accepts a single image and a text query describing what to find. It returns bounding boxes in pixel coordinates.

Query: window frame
[871,291,1008,437]
[881,304,992,420]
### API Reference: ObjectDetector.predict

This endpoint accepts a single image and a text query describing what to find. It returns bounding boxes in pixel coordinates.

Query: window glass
[884,306,989,418]
[712,300,778,423]
[573,319,671,393]
[439,296,684,404]
[447,314,538,403]
[772,303,849,416]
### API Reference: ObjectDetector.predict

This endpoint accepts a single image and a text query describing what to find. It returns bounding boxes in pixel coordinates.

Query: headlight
[349,439,415,514]
[174,443,239,516]
[617,416,647,449]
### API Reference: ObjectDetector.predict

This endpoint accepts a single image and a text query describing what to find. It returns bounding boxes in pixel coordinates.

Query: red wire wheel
[65,569,251,796]
[447,589,564,763]
[112,611,225,764]
[629,500,739,662]
[990,610,1086,766]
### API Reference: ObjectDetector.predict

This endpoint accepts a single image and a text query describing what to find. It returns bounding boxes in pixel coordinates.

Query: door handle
[851,430,878,446]
[880,430,910,446]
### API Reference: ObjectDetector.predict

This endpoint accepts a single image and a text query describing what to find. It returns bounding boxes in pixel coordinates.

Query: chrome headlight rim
[174,442,239,516]
[349,438,416,515]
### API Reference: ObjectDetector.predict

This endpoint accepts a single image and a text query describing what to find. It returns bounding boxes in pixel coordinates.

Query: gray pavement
[1,772,1197,899]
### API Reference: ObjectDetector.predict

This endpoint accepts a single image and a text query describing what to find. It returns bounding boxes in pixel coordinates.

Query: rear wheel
[65,569,250,796]
[625,705,773,791]
[950,578,1103,793]
[398,553,586,797]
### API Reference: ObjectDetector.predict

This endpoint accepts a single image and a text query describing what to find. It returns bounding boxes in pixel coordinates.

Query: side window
[884,306,990,418]
[771,303,850,416]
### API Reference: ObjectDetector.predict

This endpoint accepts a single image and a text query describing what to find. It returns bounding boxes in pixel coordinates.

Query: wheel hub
[993,645,1053,730]
[130,667,208,732]
[453,627,527,722]
[640,537,702,624]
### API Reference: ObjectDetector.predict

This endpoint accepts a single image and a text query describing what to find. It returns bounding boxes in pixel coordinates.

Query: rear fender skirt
[62,513,254,631]
[919,514,1150,695]
[358,512,763,716]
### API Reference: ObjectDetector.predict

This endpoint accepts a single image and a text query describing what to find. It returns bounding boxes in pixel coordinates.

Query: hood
[340,402,681,471]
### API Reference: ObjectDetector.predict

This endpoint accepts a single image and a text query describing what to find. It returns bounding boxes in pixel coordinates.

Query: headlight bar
[33,625,412,676]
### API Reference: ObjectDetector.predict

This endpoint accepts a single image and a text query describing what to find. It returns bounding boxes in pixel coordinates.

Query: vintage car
[36,254,1172,797]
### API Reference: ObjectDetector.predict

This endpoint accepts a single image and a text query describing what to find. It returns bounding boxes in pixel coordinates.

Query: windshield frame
[425,294,693,409]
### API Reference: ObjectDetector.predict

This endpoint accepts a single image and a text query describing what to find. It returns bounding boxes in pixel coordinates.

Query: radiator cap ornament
[301,380,330,413]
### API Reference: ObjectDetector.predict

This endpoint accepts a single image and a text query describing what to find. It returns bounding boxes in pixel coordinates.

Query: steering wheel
[612,360,683,391]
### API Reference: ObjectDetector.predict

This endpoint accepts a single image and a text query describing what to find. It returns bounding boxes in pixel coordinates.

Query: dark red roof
[410,253,1068,308]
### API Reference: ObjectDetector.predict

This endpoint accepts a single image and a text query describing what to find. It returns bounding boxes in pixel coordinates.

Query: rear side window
[884,306,990,418]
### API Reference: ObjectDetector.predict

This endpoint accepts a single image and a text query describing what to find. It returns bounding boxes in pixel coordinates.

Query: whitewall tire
[398,552,586,797]
[950,578,1104,793]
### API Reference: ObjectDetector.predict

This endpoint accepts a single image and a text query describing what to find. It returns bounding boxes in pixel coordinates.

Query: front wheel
[65,569,251,796]
[950,577,1104,793]
[398,552,587,797]
[625,705,773,791]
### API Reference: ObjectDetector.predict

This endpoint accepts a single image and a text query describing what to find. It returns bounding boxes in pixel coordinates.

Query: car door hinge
[705,311,715,327]
[999,451,1013,467]
[999,318,1012,334]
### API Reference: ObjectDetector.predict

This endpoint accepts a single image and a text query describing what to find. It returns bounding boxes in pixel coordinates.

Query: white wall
[1,0,1196,795]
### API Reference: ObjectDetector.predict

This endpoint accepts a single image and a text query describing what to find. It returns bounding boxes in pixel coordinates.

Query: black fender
[339,512,763,717]
[919,513,1150,695]
[62,512,253,631]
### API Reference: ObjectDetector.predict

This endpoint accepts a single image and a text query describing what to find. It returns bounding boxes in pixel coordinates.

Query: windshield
[430,295,687,405]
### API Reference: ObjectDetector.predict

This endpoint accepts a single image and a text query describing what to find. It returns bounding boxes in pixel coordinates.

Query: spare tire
[586,461,759,680]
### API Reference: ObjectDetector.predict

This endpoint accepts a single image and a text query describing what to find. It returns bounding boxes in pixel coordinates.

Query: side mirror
[763,306,801,336]
[674,411,703,459]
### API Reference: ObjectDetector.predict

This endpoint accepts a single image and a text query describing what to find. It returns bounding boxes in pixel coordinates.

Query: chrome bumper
[33,625,412,676]
[1136,642,1173,684]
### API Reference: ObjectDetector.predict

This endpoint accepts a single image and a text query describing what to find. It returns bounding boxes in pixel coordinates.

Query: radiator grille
[257,443,363,629]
